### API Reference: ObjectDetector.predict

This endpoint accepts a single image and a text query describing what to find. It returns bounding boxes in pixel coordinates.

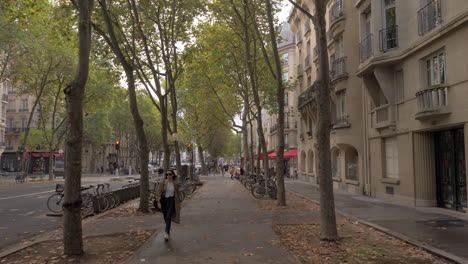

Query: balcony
[8,90,16,95]
[304,55,312,70]
[379,26,398,52]
[19,108,29,112]
[6,127,25,134]
[360,34,373,62]
[329,0,345,28]
[270,124,278,134]
[327,30,333,44]
[296,32,303,45]
[330,57,348,81]
[298,85,315,109]
[372,104,396,129]
[418,0,442,36]
[304,19,311,35]
[415,86,450,120]
[6,109,15,113]
[333,115,350,129]
[5,146,13,150]
[297,64,303,77]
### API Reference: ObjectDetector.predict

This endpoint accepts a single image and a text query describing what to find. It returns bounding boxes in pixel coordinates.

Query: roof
[277,22,295,49]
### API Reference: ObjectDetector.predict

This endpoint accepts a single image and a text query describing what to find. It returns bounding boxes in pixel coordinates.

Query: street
[0,177,129,250]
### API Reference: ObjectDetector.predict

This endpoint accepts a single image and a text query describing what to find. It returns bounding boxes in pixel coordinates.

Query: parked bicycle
[251,177,277,200]
[47,184,94,217]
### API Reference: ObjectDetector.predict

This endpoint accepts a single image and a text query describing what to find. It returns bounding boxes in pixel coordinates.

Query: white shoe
[164,232,169,241]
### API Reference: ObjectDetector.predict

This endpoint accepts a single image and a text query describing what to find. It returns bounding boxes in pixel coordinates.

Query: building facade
[284,0,468,212]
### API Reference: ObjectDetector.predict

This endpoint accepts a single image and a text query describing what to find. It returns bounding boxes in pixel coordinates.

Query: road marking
[24,211,35,216]
[0,190,54,201]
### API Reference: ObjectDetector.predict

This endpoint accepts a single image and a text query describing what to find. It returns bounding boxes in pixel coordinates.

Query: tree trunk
[125,69,150,213]
[48,145,54,180]
[161,99,170,171]
[314,0,338,241]
[63,0,93,255]
[264,0,286,205]
[197,144,207,175]
[248,117,255,175]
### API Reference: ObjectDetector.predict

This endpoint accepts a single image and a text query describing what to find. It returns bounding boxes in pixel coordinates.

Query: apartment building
[280,0,468,212]
[289,0,365,195]
[356,0,468,211]
[0,81,8,158]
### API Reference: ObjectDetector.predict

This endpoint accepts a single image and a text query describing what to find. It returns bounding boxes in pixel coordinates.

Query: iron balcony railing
[6,109,15,112]
[8,90,16,94]
[360,34,373,62]
[380,26,398,52]
[298,85,315,109]
[305,55,311,69]
[5,146,13,150]
[296,32,303,45]
[333,115,350,128]
[329,0,345,26]
[270,124,278,134]
[6,127,26,134]
[304,19,311,34]
[331,57,348,80]
[297,64,303,76]
[19,108,29,112]
[418,0,442,36]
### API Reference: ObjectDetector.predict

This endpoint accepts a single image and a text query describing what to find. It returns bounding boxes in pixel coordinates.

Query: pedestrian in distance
[229,166,235,180]
[155,169,181,242]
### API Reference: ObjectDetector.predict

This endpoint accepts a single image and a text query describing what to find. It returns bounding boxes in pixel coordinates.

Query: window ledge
[381,178,400,185]
[345,179,359,185]
[332,176,342,182]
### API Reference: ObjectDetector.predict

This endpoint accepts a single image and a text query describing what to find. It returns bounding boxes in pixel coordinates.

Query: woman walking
[156,169,181,241]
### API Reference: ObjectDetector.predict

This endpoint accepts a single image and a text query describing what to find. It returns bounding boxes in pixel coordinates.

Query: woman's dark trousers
[161,196,175,234]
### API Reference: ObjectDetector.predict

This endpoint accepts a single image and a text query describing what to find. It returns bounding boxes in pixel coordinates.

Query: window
[395,70,404,101]
[8,119,13,129]
[307,117,313,136]
[284,112,289,128]
[282,71,289,82]
[336,36,344,58]
[384,137,399,179]
[284,93,289,106]
[384,0,396,29]
[282,53,288,66]
[21,99,28,111]
[336,92,347,119]
[332,149,341,178]
[284,134,289,148]
[425,51,445,87]
[20,119,26,130]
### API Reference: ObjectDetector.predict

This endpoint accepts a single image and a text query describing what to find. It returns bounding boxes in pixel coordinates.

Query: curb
[287,190,468,264]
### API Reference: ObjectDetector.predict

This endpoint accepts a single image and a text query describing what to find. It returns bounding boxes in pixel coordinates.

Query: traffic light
[115,140,121,150]
[187,143,192,151]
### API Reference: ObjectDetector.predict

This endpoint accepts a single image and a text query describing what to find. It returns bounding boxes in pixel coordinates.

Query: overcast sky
[277,1,293,23]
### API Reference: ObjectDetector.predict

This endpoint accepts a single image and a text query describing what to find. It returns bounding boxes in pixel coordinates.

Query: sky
[278,1,293,23]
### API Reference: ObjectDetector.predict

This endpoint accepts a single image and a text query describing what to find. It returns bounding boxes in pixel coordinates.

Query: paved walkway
[126,177,301,264]
[286,180,468,263]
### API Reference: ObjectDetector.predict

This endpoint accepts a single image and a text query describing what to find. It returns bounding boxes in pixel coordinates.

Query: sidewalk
[286,180,468,263]
[126,178,301,264]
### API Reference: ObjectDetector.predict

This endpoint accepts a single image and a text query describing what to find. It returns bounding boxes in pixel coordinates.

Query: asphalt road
[0,179,128,251]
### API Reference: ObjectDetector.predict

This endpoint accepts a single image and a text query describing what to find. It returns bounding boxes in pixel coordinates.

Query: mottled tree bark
[63,0,94,255]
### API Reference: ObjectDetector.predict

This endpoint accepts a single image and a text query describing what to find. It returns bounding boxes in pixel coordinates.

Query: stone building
[284,0,468,212]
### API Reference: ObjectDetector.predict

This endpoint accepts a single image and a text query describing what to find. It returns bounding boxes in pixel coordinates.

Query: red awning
[284,149,298,159]
[268,152,277,159]
[31,153,64,157]
[241,157,245,160]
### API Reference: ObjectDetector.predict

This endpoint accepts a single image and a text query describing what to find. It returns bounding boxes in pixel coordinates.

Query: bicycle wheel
[245,181,254,191]
[186,184,196,195]
[179,191,185,202]
[268,187,277,200]
[251,186,265,199]
[47,193,64,213]
[98,196,108,212]
[106,194,116,209]
[112,193,120,206]
[81,193,94,217]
